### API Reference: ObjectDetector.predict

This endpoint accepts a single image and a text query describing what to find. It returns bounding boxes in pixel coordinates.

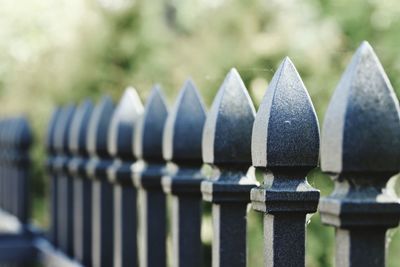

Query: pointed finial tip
[282,56,292,63]
[356,40,376,56]
[227,67,240,78]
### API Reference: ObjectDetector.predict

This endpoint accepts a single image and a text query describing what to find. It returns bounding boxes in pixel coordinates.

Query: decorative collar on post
[250,57,320,267]
[161,79,206,267]
[107,87,143,185]
[201,68,257,267]
[320,42,400,267]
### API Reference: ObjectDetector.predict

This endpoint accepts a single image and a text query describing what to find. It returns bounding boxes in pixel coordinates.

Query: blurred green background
[1,0,400,266]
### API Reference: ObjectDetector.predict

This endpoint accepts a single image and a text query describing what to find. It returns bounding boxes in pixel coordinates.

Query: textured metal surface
[250,58,320,267]
[319,42,400,267]
[107,87,143,267]
[68,100,94,266]
[321,42,400,173]
[161,80,206,267]
[85,96,115,267]
[201,69,257,267]
[132,86,168,267]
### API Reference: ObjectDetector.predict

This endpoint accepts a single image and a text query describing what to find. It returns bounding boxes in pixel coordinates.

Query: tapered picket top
[134,85,168,163]
[108,87,143,163]
[67,100,94,264]
[69,100,94,157]
[201,68,257,267]
[163,79,206,164]
[321,42,400,173]
[252,57,319,169]
[46,107,62,156]
[250,58,320,267]
[320,42,400,267]
[162,79,206,267]
[202,69,255,166]
[54,105,76,158]
[87,96,115,159]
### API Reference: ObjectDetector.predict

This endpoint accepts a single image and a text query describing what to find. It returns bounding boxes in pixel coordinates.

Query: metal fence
[1,41,400,267]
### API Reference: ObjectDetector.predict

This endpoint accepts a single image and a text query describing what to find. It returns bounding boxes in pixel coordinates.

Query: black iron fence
[0,41,400,267]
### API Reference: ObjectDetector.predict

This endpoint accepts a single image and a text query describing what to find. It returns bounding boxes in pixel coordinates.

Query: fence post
[161,80,206,267]
[0,121,4,211]
[1,119,14,216]
[68,100,94,265]
[13,117,32,224]
[250,58,320,267]
[201,69,258,267]
[132,86,168,267]
[86,96,115,267]
[107,88,143,267]
[2,119,13,215]
[319,41,400,267]
[45,107,62,245]
[54,105,76,255]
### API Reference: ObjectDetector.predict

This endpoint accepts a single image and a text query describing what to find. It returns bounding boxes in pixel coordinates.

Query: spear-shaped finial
[108,88,143,161]
[202,68,256,165]
[163,79,206,163]
[321,41,400,173]
[86,96,114,158]
[134,85,168,162]
[69,100,94,157]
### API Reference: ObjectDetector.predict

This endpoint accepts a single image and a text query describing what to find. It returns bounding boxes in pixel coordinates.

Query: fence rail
[0,41,400,267]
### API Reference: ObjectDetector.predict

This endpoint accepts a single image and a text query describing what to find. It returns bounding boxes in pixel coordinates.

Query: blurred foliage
[1,0,400,266]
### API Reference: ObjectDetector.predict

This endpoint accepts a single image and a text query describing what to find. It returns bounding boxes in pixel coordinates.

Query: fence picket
[107,88,143,267]
[132,86,168,267]
[251,57,320,267]
[161,79,206,267]
[68,100,94,265]
[320,41,400,267]
[86,96,115,267]
[201,69,258,267]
